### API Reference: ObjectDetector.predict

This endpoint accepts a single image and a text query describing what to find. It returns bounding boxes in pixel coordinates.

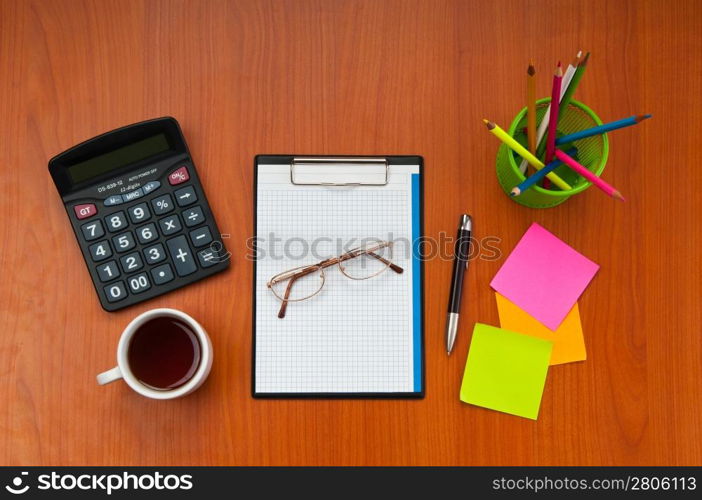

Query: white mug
[97,308,213,399]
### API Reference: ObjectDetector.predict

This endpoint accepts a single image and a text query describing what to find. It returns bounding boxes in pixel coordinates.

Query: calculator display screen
[67,134,171,184]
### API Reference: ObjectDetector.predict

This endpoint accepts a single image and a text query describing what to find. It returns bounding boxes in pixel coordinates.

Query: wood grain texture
[1,0,700,466]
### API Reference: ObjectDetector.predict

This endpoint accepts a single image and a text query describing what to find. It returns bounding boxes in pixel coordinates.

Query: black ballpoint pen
[446,214,472,354]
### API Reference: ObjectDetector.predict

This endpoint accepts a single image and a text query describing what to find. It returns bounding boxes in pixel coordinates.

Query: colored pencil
[555,114,652,145]
[518,50,582,174]
[511,147,577,196]
[557,51,590,123]
[544,62,563,164]
[554,149,625,201]
[483,119,572,190]
[527,62,537,157]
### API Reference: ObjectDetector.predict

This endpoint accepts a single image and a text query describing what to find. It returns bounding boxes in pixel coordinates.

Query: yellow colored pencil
[483,119,572,190]
[527,62,537,157]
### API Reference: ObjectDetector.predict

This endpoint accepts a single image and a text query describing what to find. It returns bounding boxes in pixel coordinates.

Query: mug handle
[97,366,123,385]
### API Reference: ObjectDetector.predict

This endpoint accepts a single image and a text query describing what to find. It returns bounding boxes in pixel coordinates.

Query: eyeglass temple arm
[367,252,404,273]
[276,265,321,318]
[278,279,294,318]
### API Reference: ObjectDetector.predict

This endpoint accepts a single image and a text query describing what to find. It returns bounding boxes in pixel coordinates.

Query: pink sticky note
[490,223,599,330]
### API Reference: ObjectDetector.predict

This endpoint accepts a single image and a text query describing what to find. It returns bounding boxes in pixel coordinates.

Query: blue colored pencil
[555,114,652,145]
[510,148,577,197]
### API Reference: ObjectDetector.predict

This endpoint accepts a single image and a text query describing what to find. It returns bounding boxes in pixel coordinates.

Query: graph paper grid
[254,164,421,394]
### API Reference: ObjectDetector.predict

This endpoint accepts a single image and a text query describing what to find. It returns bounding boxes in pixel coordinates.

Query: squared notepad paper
[253,160,422,396]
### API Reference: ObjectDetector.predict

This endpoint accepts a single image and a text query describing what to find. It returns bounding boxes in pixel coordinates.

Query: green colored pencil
[558,51,590,121]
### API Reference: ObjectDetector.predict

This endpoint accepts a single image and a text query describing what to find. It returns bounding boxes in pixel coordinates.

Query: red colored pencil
[554,149,625,201]
[545,62,563,165]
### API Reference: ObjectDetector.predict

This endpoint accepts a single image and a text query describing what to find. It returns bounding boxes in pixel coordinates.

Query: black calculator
[49,117,230,311]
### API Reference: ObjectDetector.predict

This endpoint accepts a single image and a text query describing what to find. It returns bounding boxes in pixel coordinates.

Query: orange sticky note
[495,292,586,365]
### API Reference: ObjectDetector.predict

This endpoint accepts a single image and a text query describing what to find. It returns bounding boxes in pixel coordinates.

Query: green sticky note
[460,323,553,420]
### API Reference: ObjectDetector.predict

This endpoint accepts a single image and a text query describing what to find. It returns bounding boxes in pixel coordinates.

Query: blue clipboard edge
[251,155,425,399]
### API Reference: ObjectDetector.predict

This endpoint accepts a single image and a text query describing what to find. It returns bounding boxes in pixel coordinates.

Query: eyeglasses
[267,240,404,318]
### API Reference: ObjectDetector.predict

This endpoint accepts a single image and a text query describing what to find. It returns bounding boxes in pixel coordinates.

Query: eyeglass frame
[266,240,404,318]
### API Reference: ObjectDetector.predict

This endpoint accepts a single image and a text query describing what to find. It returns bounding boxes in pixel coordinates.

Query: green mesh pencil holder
[496,98,609,208]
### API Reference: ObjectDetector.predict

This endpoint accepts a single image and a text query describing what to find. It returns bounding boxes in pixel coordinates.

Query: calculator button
[112,231,136,253]
[89,240,112,262]
[182,206,205,227]
[166,235,197,276]
[105,211,128,232]
[104,195,123,206]
[174,186,197,206]
[128,203,151,224]
[81,220,105,241]
[142,181,160,195]
[122,188,144,202]
[159,214,182,236]
[119,252,144,273]
[168,166,190,185]
[104,281,127,302]
[197,248,219,268]
[74,203,97,220]
[96,260,120,282]
[152,194,174,215]
[189,226,212,247]
[151,263,175,285]
[136,223,158,244]
[126,272,151,294]
[143,243,167,264]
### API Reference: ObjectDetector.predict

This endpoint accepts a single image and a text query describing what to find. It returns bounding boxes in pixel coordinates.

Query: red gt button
[74,203,97,220]
[168,166,190,185]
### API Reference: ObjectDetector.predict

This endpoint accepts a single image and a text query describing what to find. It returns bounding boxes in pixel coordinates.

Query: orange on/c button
[168,166,190,185]
[74,203,97,220]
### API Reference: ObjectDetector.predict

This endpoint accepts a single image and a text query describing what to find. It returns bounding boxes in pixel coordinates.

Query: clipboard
[252,155,424,398]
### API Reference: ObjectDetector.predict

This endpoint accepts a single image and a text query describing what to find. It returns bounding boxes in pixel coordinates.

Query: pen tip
[613,191,626,201]
[527,62,535,75]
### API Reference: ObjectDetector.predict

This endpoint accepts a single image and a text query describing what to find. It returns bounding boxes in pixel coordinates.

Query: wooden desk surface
[1,0,700,466]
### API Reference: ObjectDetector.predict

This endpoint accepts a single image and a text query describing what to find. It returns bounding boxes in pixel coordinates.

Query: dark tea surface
[127,317,201,390]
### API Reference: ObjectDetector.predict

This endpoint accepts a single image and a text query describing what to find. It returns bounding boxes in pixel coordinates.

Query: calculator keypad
[197,248,218,268]
[112,231,136,253]
[158,214,182,236]
[136,223,158,244]
[127,272,151,294]
[174,186,197,206]
[69,163,228,311]
[183,206,205,227]
[143,243,166,264]
[104,281,127,303]
[167,235,198,276]
[128,203,151,224]
[106,211,128,232]
[81,220,105,241]
[152,194,174,215]
[189,226,212,247]
[89,240,112,262]
[120,252,144,273]
[151,263,175,284]
[97,261,120,282]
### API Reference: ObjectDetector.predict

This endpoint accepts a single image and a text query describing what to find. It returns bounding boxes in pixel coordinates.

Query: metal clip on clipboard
[290,157,389,186]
